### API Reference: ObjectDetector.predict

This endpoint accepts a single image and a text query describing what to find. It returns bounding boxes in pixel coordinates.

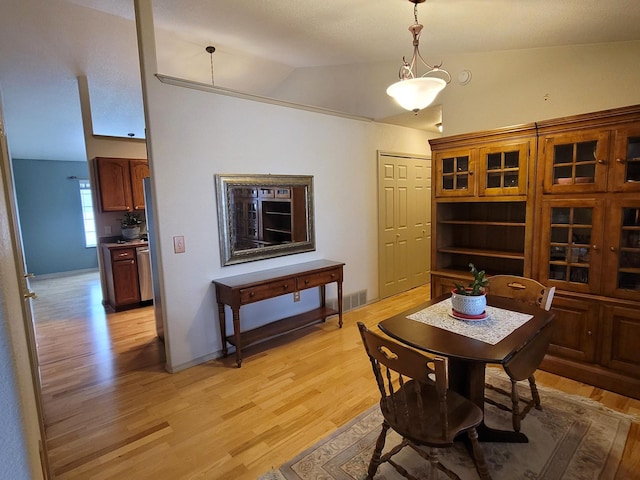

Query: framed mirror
[215,174,315,266]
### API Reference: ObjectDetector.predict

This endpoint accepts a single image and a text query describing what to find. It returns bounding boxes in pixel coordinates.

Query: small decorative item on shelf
[451,263,489,316]
[119,212,142,240]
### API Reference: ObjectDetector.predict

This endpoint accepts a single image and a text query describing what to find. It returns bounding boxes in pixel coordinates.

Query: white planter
[121,226,141,240]
[450,290,487,315]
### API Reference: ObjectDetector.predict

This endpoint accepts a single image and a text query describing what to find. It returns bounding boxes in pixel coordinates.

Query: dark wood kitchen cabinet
[103,245,140,311]
[95,157,149,212]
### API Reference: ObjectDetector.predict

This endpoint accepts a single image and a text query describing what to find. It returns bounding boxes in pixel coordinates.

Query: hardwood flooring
[32,271,640,479]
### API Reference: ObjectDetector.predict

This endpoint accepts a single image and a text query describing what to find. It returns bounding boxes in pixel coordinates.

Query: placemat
[406,298,533,345]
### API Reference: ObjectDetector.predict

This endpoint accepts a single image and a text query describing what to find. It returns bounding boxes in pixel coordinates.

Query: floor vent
[328,290,367,312]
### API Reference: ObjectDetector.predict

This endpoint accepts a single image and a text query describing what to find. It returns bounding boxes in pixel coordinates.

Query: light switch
[173,236,185,254]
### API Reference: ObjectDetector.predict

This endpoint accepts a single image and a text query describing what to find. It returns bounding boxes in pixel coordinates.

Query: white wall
[138,0,431,372]
[437,41,640,135]
[144,83,431,371]
[271,41,640,135]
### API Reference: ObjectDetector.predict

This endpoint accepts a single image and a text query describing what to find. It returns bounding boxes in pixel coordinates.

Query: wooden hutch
[429,104,640,399]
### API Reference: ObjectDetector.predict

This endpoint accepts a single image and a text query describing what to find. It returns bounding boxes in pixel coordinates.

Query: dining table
[378,293,555,443]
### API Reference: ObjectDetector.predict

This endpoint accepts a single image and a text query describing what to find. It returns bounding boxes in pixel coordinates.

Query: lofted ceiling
[1,0,640,161]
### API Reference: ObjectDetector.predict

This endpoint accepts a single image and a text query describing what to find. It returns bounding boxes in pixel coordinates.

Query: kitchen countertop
[102,239,149,249]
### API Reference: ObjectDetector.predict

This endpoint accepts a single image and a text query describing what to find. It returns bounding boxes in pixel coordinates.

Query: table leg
[217,301,228,357]
[337,279,343,328]
[448,359,528,443]
[320,285,326,322]
[232,306,242,368]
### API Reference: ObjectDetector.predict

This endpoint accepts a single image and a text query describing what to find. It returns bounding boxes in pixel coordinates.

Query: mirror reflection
[215,174,315,265]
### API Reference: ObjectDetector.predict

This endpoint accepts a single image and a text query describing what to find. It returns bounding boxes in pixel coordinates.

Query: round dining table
[378,293,555,443]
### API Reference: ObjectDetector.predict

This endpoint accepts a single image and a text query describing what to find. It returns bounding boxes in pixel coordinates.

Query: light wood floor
[32,271,640,480]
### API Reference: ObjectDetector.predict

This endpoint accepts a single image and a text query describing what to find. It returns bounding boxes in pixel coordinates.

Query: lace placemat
[406,298,533,345]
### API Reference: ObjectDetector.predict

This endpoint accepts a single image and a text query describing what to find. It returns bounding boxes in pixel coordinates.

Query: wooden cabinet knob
[597,159,607,164]
[609,246,617,252]
[616,158,626,164]
[591,245,599,251]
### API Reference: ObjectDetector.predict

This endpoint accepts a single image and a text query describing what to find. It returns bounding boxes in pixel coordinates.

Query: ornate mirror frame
[215,174,315,266]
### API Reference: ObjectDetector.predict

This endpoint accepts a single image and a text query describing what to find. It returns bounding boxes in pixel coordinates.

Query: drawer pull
[330,274,335,278]
[118,253,128,257]
[249,292,255,297]
[283,284,288,289]
[304,280,309,284]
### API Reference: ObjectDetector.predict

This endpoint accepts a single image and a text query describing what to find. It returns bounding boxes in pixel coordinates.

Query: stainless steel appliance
[143,177,164,340]
[136,246,153,301]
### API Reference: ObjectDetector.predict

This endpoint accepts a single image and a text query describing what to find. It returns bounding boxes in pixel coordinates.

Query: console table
[213,259,344,367]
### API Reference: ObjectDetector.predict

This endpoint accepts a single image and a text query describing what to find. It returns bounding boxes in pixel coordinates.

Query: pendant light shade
[386,77,446,113]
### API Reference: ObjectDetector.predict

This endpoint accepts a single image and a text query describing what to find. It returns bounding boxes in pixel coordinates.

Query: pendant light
[387,0,451,113]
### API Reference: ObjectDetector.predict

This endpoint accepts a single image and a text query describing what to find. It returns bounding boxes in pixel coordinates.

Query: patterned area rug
[259,370,635,480]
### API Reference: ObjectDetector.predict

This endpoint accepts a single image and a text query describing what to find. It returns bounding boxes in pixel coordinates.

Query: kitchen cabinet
[103,245,140,311]
[95,157,149,212]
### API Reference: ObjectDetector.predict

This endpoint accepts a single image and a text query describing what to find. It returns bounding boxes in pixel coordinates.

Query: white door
[0,92,51,478]
[378,152,431,299]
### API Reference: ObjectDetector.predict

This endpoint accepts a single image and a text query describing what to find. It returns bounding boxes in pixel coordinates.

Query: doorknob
[24,272,35,278]
[24,291,37,299]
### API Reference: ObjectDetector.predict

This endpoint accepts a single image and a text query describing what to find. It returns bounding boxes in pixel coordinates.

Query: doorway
[377,151,432,299]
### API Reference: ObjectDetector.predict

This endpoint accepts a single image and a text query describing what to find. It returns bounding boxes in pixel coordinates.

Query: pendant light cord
[206,45,216,86]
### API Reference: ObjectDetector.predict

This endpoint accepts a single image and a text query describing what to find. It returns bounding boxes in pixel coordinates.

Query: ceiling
[1,0,640,161]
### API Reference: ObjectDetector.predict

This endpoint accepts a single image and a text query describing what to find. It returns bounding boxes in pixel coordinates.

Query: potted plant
[119,212,142,240]
[451,263,489,316]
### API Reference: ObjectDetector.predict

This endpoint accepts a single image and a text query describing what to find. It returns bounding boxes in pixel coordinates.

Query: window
[78,180,97,247]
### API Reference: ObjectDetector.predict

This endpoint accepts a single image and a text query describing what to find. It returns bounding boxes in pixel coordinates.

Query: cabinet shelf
[438,220,526,227]
[264,211,291,216]
[438,247,525,260]
[265,227,292,234]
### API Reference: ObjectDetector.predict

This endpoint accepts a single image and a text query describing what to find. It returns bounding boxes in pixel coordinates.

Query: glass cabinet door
[434,148,476,197]
[603,199,640,299]
[541,131,610,193]
[540,199,604,294]
[610,127,640,192]
[478,142,529,196]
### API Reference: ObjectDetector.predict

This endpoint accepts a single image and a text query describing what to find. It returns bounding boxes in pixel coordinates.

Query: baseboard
[32,268,99,280]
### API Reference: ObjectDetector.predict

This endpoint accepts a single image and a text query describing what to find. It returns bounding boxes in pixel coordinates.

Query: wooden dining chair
[485,275,556,432]
[357,322,492,480]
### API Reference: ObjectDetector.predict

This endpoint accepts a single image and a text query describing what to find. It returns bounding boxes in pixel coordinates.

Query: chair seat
[381,380,484,446]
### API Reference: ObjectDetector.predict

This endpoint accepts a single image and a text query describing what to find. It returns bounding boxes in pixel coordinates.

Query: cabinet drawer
[297,268,342,290]
[240,278,295,304]
[111,248,136,260]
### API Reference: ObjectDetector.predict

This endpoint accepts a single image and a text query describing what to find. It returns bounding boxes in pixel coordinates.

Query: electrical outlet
[293,291,300,302]
[173,236,185,253]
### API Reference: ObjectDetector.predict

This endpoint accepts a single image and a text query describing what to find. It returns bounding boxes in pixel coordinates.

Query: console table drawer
[297,267,342,290]
[240,278,296,304]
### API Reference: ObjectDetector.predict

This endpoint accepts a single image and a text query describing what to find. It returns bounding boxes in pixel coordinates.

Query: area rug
[259,370,636,479]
